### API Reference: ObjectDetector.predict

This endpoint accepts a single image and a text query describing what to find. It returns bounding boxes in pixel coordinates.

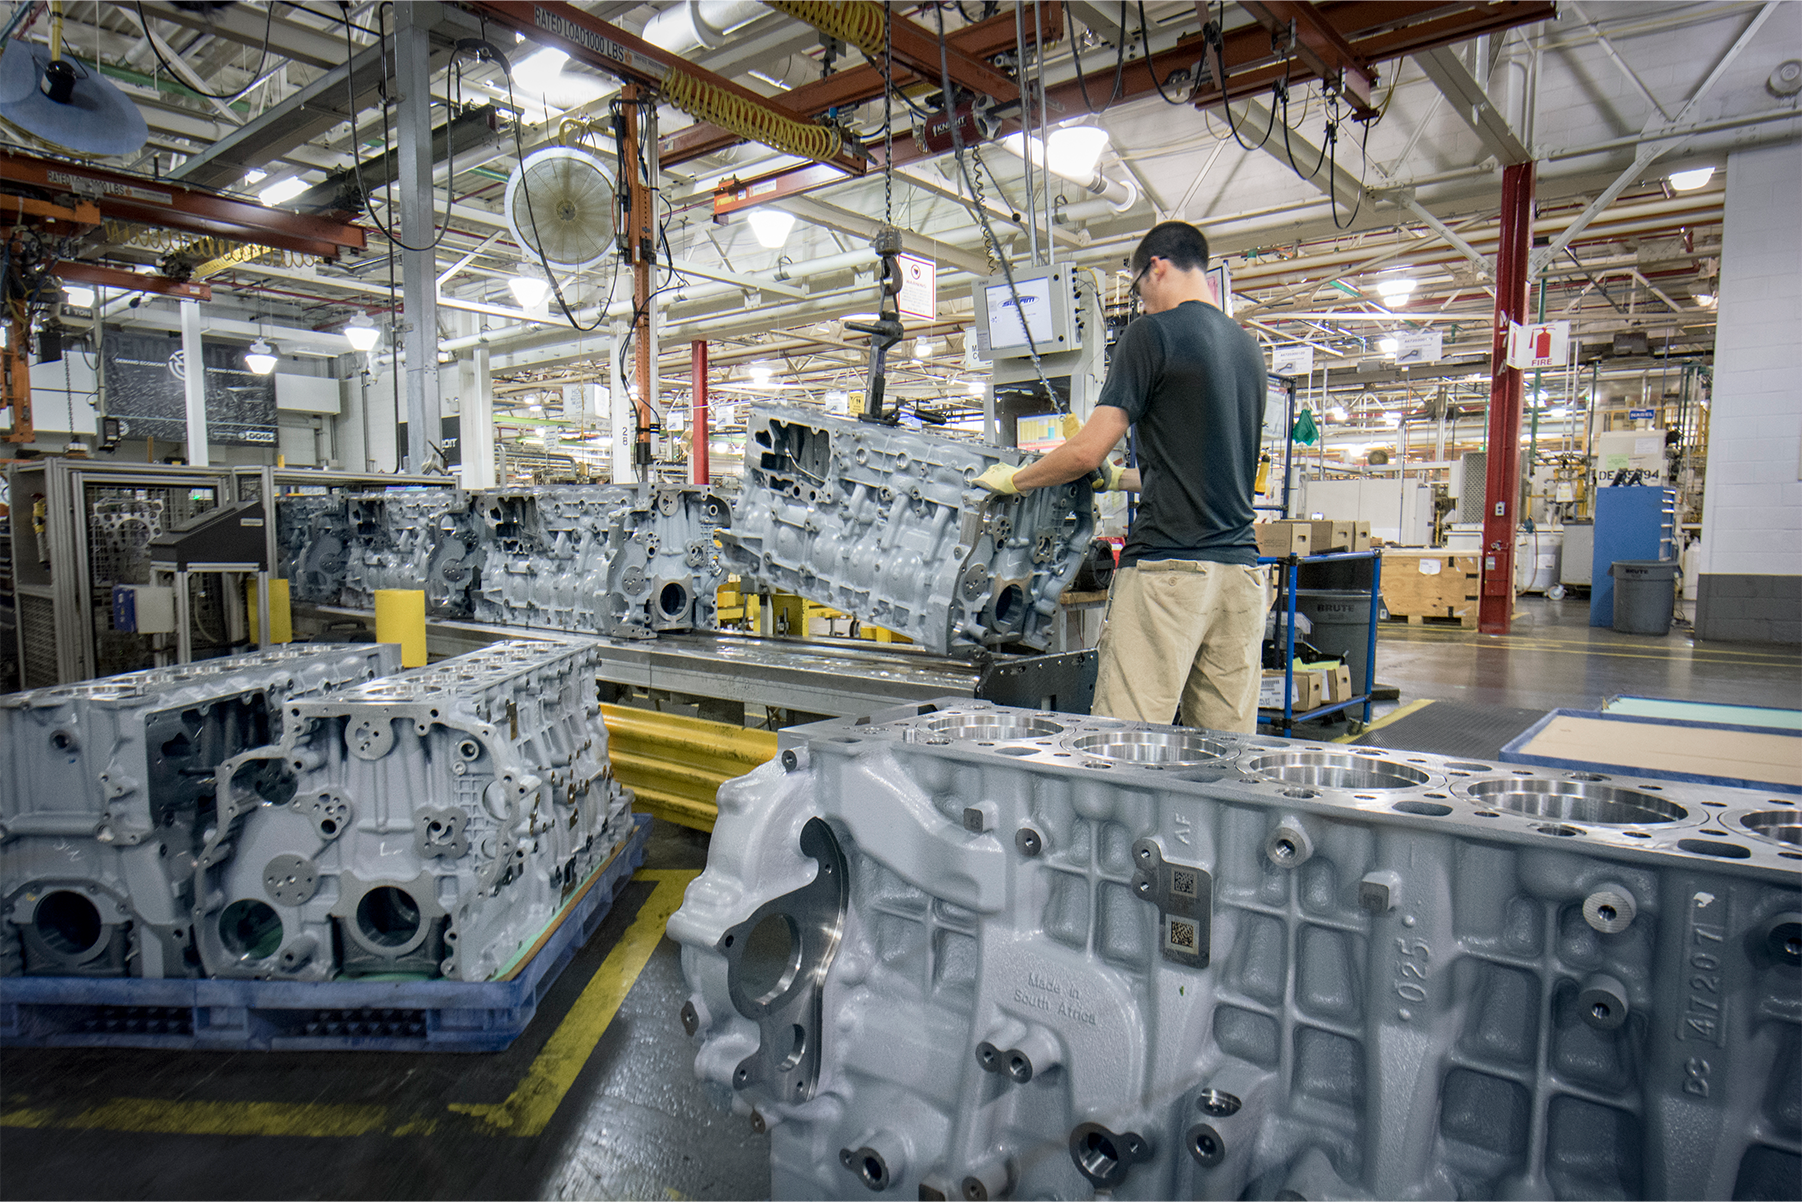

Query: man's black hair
[1130,221,1210,274]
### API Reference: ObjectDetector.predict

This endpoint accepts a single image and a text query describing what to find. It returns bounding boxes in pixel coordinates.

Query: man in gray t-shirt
[974,221,1269,731]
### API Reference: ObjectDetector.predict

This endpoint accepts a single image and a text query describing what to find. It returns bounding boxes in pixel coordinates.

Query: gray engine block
[342,489,482,615]
[671,700,1801,1200]
[471,483,731,637]
[716,406,1092,655]
[1,644,400,978]
[193,639,634,982]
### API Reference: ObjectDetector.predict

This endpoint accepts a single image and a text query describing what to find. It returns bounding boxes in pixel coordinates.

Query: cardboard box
[1305,520,1372,553]
[1259,668,1327,711]
[1328,663,1354,703]
[1255,521,1311,558]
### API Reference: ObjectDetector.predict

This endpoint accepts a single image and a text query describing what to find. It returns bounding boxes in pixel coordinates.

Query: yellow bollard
[374,589,428,667]
[245,577,293,644]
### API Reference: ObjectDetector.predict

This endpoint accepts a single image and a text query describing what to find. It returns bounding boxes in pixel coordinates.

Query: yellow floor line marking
[0,868,697,1141]
[450,868,697,1137]
[1332,698,1434,743]
[1381,636,1796,665]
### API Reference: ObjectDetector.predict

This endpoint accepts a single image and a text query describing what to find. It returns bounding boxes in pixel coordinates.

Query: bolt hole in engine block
[673,700,1802,1199]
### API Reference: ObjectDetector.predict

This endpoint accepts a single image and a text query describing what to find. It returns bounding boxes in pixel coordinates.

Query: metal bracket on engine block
[722,816,848,1105]
[1131,837,1213,969]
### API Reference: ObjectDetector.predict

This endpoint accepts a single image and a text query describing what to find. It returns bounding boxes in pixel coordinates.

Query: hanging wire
[338,5,455,254]
[133,0,275,101]
[1137,0,1192,106]
[1068,1,1129,115]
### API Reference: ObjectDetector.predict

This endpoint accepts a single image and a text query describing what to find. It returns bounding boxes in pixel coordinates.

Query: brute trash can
[1292,588,1373,690]
[1609,559,1677,635]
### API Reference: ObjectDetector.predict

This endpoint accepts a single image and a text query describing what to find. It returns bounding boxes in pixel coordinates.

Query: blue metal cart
[1258,548,1382,736]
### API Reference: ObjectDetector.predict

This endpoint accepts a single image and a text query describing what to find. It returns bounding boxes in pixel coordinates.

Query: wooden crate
[1382,549,1481,625]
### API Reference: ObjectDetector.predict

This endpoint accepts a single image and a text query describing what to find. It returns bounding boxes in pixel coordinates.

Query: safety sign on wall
[896,253,936,320]
[1506,320,1571,369]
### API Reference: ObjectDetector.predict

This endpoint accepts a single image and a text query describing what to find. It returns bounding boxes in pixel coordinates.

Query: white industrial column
[610,323,636,483]
[396,3,440,473]
[461,345,496,488]
[179,299,209,465]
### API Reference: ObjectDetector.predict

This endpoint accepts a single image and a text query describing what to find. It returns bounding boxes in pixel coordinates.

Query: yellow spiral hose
[761,0,886,59]
[662,69,845,165]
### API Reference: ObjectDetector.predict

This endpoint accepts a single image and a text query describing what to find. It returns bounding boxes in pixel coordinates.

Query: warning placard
[896,253,936,320]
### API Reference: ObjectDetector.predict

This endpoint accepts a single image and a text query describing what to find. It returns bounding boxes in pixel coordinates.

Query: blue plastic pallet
[0,814,650,1053]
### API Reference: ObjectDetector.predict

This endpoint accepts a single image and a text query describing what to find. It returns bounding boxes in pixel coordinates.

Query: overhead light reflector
[259,176,308,206]
[342,312,381,352]
[244,338,278,375]
[62,284,96,309]
[508,268,550,309]
[746,208,796,249]
[1667,166,1714,192]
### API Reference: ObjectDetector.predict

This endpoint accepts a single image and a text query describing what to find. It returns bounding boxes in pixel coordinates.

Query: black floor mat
[1352,701,1548,760]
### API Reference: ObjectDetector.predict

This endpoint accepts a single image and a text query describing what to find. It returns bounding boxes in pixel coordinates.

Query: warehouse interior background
[1,0,1800,1198]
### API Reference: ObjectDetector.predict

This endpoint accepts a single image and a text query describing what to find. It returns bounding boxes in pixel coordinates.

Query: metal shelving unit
[1258,548,1382,736]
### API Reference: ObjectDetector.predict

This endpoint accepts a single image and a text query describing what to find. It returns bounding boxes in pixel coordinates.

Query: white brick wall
[1697,140,1802,579]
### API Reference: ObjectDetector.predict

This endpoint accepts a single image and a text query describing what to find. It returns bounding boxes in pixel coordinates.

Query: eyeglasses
[1129,262,1150,299]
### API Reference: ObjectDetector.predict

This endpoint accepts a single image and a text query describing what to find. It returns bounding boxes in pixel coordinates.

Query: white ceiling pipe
[642,0,768,54]
[440,248,881,354]
[1055,175,1141,225]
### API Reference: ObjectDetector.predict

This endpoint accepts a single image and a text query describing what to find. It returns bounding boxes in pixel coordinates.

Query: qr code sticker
[1170,867,1197,897]
[1167,919,1197,951]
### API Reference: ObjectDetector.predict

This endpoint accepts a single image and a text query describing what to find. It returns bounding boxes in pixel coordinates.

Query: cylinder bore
[1740,810,1802,846]
[35,890,104,957]
[355,886,422,949]
[1243,751,1430,791]
[1462,778,1686,825]
[1069,730,1233,766]
[916,712,1065,741]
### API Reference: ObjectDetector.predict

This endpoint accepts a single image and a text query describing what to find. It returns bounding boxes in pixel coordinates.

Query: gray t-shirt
[1097,300,1266,567]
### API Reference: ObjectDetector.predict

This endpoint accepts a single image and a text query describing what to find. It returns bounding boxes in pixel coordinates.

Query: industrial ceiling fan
[504,146,617,271]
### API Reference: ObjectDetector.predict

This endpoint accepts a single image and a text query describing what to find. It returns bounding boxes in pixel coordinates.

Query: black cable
[1281,85,1329,181]
[338,6,453,254]
[1329,115,1373,230]
[930,3,1064,415]
[134,0,274,101]
[1068,1,1128,116]
[1137,1,1190,106]
[1207,3,1276,153]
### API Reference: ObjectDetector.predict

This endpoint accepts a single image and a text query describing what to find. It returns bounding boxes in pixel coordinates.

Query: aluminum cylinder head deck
[0,644,401,979]
[715,405,1093,655]
[341,489,482,616]
[471,484,732,637]
[193,640,634,983]
[671,700,1802,1201]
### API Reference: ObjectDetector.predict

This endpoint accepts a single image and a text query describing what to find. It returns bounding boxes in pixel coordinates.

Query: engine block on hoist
[671,700,1801,1201]
[716,406,1093,655]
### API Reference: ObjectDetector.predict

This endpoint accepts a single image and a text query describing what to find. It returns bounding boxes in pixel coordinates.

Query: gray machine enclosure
[194,639,634,982]
[672,701,1800,1201]
[717,406,1093,655]
[1,645,400,979]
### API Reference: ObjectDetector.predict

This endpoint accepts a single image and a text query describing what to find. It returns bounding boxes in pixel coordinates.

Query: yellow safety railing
[601,704,777,832]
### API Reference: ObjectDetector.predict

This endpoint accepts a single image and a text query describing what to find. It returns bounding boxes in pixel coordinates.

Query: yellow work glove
[1090,460,1128,492]
[972,463,1021,495]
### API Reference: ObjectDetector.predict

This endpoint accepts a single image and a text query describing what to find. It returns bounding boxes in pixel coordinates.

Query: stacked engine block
[1,645,399,978]
[195,639,633,982]
[717,406,1093,655]
[275,483,731,637]
[673,701,1801,1200]
[473,484,731,637]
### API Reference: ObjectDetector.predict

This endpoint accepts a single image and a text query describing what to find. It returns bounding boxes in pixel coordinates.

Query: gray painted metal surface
[1,645,400,978]
[673,700,1801,1200]
[194,639,633,982]
[717,406,1093,655]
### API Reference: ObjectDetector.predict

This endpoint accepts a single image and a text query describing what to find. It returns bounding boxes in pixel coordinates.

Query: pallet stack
[1380,549,1482,627]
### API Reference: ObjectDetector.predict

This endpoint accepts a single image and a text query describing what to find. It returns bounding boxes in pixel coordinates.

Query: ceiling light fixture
[1694,291,1716,308]
[1002,125,1112,183]
[966,379,985,396]
[1378,336,1399,356]
[62,284,96,309]
[259,176,307,206]
[915,337,936,357]
[746,208,796,249]
[749,363,773,385]
[1667,166,1715,192]
[244,338,278,375]
[508,266,550,309]
[1375,278,1417,304]
[342,312,380,353]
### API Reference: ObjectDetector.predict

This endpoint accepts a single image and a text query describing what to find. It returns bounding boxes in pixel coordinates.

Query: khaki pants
[1091,560,1269,733]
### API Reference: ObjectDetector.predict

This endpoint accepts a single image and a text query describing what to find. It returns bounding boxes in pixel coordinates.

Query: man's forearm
[1012,438,1105,491]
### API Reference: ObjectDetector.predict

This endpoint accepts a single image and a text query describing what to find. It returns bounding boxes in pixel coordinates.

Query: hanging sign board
[1627,407,1655,421]
[1270,344,1313,376]
[1506,320,1571,370]
[103,328,276,445]
[896,253,936,320]
[1394,330,1443,365]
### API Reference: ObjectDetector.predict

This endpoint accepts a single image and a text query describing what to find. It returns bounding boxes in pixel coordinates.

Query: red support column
[1479,160,1536,634]
[690,340,709,485]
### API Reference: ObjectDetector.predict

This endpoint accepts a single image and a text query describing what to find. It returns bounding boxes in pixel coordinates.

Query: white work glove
[1090,460,1128,492]
[973,463,1021,495]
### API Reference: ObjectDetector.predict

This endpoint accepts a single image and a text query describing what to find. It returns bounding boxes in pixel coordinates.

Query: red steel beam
[691,340,709,485]
[51,261,212,302]
[661,5,1063,167]
[1236,0,1378,117]
[0,149,366,261]
[1479,160,1535,635]
[463,0,867,174]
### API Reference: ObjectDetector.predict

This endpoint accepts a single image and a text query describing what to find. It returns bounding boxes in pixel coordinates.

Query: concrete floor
[4,598,1797,1200]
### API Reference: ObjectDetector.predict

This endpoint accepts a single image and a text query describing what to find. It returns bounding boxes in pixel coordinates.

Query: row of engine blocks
[672,702,1801,1201]
[276,405,1094,655]
[1,640,635,983]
